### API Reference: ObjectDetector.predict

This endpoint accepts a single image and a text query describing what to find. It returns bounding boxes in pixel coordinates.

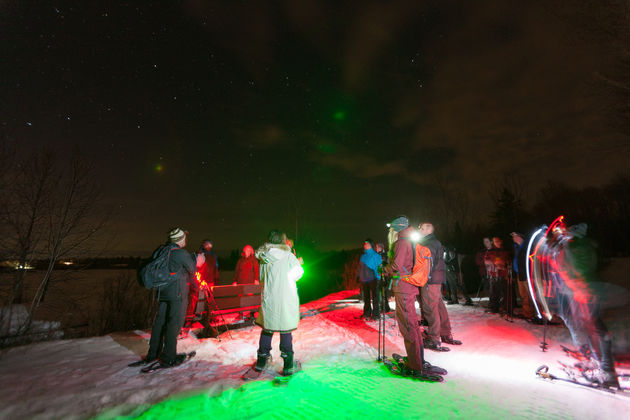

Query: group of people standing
[132,228,303,376]
[475,234,536,322]
[131,219,618,388]
[355,216,464,380]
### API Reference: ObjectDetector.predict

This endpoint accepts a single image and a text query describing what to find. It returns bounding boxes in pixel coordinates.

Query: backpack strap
[398,238,416,276]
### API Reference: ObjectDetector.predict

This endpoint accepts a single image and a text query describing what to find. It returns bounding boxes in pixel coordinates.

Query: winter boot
[254,352,272,372]
[441,335,462,345]
[597,337,619,388]
[281,351,301,376]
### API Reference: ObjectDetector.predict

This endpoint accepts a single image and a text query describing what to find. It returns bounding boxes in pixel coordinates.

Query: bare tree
[488,172,529,234]
[433,176,474,233]
[3,151,55,304]
[0,145,108,340]
[24,151,107,333]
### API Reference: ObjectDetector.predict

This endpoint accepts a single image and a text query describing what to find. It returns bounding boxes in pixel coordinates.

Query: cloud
[316,153,403,178]
[234,124,287,149]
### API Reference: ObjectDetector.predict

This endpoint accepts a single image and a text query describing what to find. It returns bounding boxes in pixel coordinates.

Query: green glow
[317,143,336,154]
[155,163,164,173]
[333,110,346,121]
[96,359,503,419]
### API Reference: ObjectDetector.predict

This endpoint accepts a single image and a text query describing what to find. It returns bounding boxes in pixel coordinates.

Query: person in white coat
[252,229,304,376]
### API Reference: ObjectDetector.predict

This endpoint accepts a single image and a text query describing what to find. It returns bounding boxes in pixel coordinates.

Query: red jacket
[233,255,259,284]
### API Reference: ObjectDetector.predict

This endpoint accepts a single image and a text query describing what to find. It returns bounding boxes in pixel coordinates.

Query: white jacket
[255,243,304,332]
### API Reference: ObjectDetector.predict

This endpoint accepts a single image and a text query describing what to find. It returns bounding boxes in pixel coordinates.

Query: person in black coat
[133,228,204,368]
[418,223,462,350]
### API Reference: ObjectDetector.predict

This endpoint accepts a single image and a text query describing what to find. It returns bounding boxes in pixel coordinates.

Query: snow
[0,305,63,344]
[0,290,628,419]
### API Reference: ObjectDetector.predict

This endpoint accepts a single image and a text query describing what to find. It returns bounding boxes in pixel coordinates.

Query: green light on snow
[96,358,508,420]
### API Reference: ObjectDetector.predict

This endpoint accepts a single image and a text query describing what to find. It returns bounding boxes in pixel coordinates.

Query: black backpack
[139,245,176,289]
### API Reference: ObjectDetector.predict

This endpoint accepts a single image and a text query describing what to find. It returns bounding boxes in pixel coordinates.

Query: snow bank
[0,304,63,344]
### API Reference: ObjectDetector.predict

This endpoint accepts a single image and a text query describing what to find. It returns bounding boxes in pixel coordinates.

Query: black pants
[446,269,470,302]
[258,330,293,355]
[362,281,380,318]
[488,275,506,312]
[147,297,187,364]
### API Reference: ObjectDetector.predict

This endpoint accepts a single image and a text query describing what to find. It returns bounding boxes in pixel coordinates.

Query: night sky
[2,1,629,255]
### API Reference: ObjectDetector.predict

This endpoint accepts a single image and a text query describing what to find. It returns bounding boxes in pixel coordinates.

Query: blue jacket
[358,248,382,282]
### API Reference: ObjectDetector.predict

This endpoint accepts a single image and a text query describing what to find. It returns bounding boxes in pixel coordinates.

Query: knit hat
[389,216,409,232]
[168,227,187,242]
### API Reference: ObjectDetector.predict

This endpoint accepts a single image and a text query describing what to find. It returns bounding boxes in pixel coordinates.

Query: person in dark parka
[135,228,204,368]
[418,222,462,351]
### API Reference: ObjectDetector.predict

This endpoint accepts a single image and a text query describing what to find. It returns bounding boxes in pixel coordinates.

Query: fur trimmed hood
[256,243,292,263]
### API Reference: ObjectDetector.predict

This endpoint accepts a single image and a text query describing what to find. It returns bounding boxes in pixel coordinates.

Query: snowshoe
[392,353,447,376]
[424,340,450,352]
[128,356,156,367]
[242,353,273,380]
[140,351,196,373]
[383,357,443,382]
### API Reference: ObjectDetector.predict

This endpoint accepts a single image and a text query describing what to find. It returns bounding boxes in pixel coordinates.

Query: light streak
[526,228,544,319]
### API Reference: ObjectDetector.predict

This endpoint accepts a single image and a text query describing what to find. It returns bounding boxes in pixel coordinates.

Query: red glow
[544,215,565,238]
[195,271,210,290]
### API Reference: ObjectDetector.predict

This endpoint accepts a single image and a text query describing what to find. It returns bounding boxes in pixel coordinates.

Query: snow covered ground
[1,290,629,420]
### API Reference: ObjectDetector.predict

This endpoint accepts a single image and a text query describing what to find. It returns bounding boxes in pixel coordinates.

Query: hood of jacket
[256,243,292,264]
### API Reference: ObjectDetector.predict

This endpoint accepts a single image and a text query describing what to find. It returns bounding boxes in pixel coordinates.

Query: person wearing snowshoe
[388,216,446,379]
[134,228,205,369]
[510,232,535,321]
[485,237,510,314]
[444,245,472,305]
[545,223,620,388]
[249,229,304,377]
[417,222,462,351]
[475,237,494,297]
[357,239,382,320]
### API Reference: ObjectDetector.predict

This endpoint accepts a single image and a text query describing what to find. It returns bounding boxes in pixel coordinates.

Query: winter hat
[389,216,409,232]
[169,227,187,242]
